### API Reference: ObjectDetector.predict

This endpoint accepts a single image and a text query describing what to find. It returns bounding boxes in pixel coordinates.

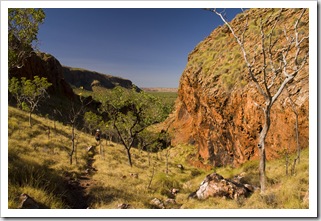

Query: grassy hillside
[8,106,309,209]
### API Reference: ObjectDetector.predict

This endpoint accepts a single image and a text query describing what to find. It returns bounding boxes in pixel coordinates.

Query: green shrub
[154,172,181,192]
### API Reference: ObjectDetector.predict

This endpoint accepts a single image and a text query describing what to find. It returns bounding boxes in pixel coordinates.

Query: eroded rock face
[169,8,309,167]
[62,66,139,91]
[10,52,75,99]
[190,173,255,200]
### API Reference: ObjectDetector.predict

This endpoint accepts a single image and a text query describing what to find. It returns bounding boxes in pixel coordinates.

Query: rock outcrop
[189,173,256,200]
[10,52,75,99]
[19,193,40,209]
[169,8,309,167]
[62,66,139,91]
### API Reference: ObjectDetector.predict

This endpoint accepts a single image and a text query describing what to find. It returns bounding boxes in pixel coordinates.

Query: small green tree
[8,77,23,108]
[67,96,92,165]
[100,87,167,167]
[8,8,45,72]
[84,111,105,156]
[9,76,52,126]
[84,111,104,135]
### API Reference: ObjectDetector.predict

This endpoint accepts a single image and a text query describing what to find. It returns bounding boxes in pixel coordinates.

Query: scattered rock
[150,198,165,209]
[177,164,184,171]
[188,191,197,199]
[171,188,180,195]
[164,198,176,206]
[129,173,138,178]
[19,193,40,209]
[191,172,256,200]
[118,203,130,209]
[87,145,94,153]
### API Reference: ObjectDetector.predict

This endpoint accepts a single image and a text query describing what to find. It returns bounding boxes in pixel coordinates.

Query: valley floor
[8,106,309,211]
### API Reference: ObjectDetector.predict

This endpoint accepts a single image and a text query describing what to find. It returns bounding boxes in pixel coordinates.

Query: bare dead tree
[207,8,308,193]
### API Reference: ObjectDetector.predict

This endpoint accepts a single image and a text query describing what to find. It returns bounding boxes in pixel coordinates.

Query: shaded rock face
[170,8,309,167]
[190,173,255,200]
[10,52,75,99]
[62,66,139,91]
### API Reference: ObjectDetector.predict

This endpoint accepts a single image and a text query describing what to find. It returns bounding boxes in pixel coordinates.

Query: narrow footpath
[64,145,97,209]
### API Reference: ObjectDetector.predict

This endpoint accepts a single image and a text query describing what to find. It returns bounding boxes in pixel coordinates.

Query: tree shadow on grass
[8,151,89,209]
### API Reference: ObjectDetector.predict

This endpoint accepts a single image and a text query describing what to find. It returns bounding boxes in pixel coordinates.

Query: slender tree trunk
[100,141,104,160]
[47,126,51,139]
[285,147,289,176]
[126,148,133,167]
[165,148,170,175]
[286,87,301,164]
[70,124,75,165]
[258,106,271,194]
[294,112,300,163]
[29,111,32,127]
[54,120,56,134]
[69,153,73,165]
[147,164,156,189]
[75,135,78,164]
[148,151,151,167]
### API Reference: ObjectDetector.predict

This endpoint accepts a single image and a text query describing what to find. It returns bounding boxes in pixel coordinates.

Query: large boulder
[190,173,256,200]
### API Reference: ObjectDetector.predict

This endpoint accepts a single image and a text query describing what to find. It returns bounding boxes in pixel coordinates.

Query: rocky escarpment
[62,66,139,91]
[169,8,309,167]
[10,52,75,98]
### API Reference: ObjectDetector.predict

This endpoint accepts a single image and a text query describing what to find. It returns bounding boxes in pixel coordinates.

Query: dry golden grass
[8,106,94,208]
[8,106,309,209]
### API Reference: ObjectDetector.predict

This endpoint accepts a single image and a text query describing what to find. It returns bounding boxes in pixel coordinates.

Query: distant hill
[142,88,178,93]
[62,66,139,91]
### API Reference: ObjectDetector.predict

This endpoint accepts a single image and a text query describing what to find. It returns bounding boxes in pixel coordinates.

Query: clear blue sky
[37,8,242,88]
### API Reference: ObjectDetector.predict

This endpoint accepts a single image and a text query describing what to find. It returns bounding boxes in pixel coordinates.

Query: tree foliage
[9,76,52,126]
[100,86,168,167]
[84,111,104,134]
[8,8,45,71]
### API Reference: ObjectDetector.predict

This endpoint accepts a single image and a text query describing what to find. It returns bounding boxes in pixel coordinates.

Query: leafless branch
[267,9,283,90]
[259,17,271,100]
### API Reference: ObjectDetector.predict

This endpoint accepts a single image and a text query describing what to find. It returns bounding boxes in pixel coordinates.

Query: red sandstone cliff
[169,8,309,167]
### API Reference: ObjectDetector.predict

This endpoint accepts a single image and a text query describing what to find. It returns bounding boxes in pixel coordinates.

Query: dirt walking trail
[64,145,98,209]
